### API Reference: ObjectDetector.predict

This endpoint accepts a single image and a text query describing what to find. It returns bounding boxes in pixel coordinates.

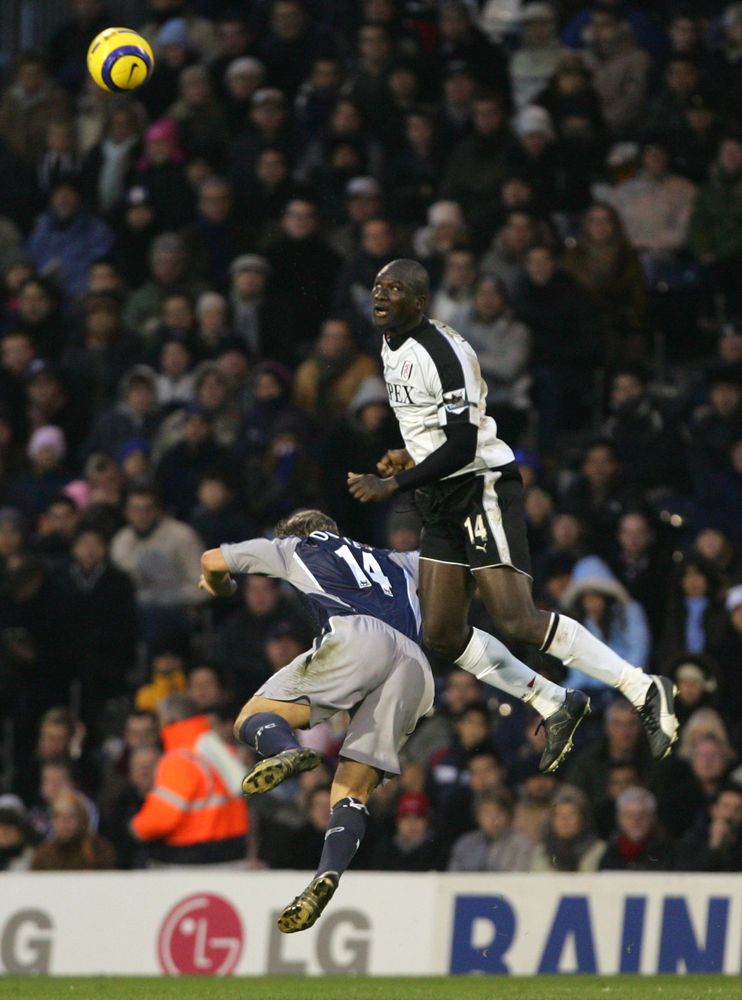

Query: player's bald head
[377,259,430,300]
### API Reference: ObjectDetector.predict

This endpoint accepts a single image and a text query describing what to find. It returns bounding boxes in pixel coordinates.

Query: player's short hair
[274,509,339,538]
[378,258,430,299]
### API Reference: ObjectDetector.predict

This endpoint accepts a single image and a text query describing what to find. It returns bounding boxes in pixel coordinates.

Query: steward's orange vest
[132,715,248,864]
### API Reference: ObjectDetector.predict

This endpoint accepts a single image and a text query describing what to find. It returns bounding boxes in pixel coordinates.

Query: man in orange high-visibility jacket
[131,694,248,865]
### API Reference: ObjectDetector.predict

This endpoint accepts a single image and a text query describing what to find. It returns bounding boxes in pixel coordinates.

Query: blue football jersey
[292,531,422,644]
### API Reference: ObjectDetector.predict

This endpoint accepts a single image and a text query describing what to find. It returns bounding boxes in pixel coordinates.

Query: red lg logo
[158,894,244,975]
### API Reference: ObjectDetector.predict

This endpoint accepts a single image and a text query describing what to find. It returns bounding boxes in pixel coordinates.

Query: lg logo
[158,895,372,976]
[158,894,244,975]
[1,909,53,973]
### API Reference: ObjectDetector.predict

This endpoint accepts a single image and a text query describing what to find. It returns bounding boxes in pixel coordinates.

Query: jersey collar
[384,316,431,351]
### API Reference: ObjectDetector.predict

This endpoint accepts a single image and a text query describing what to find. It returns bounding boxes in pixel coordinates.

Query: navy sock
[316,796,369,879]
[239,712,300,757]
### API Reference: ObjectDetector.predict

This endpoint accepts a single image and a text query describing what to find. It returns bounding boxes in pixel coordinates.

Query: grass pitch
[0,976,738,1000]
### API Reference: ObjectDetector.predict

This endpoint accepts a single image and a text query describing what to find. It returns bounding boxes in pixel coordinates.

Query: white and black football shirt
[381,316,515,478]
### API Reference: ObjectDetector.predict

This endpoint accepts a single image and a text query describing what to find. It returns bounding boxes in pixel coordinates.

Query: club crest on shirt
[401,360,414,381]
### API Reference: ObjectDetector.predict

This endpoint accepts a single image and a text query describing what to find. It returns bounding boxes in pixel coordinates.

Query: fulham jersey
[381,317,514,477]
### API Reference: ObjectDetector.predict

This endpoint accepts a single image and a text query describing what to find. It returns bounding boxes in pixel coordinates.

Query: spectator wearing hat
[531,786,605,872]
[221,56,265,133]
[689,136,742,315]
[663,653,722,730]
[137,17,197,121]
[448,789,533,872]
[451,273,532,444]
[510,4,565,111]
[156,404,232,520]
[510,104,564,210]
[670,89,725,186]
[0,796,40,871]
[598,786,674,871]
[0,51,69,164]
[294,316,378,419]
[208,11,258,97]
[13,425,70,516]
[81,365,160,462]
[412,201,469,284]
[328,176,384,262]
[111,186,159,289]
[265,198,342,345]
[132,119,194,232]
[228,254,296,366]
[561,555,651,679]
[320,375,401,546]
[122,233,208,340]
[26,178,114,301]
[80,103,145,216]
[182,177,253,293]
[193,292,231,359]
[227,87,295,192]
[167,64,229,162]
[371,791,446,871]
[25,361,86,459]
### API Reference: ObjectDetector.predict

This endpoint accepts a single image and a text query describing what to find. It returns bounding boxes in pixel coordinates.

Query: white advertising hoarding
[0,872,740,977]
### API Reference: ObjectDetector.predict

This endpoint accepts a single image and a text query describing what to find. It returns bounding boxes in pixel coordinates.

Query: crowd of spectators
[0,0,741,875]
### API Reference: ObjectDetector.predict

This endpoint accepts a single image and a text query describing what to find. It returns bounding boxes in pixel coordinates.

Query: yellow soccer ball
[87,27,154,93]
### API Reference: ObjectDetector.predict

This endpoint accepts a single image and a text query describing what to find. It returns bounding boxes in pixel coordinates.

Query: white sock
[542,613,651,707]
[455,627,564,719]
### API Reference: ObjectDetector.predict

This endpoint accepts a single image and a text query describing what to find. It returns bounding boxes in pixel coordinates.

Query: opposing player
[199,509,581,932]
[348,259,677,760]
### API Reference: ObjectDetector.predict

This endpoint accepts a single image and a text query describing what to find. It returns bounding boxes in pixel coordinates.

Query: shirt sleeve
[424,328,482,429]
[220,537,298,579]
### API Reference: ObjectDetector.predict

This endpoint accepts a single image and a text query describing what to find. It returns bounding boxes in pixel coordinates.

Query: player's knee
[496,611,542,645]
[422,622,467,660]
[233,699,260,741]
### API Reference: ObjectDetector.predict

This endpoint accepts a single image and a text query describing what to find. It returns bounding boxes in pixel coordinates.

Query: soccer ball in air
[87,27,154,93]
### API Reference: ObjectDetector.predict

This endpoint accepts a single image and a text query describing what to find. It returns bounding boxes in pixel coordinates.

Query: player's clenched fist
[347,472,399,503]
[376,448,415,475]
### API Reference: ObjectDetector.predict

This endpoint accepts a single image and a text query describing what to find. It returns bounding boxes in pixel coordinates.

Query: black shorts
[414,462,532,576]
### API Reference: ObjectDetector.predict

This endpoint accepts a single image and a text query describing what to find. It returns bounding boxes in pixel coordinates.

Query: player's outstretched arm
[376,448,415,475]
[199,548,237,597]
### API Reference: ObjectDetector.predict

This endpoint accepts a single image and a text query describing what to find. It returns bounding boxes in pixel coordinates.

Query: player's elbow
[201,548,228,575]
